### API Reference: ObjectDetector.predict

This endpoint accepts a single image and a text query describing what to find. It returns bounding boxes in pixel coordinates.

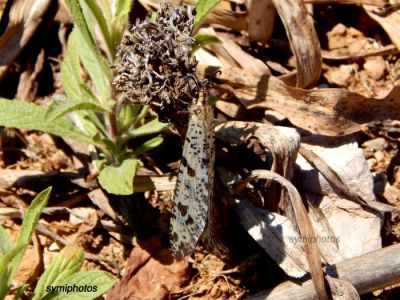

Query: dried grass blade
[271,0,321,87]
[249,170,329,300]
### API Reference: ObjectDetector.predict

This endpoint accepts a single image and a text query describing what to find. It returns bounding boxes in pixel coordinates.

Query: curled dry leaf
[297,135,384,258]
[271,0,322,87]
[364,5,400,50]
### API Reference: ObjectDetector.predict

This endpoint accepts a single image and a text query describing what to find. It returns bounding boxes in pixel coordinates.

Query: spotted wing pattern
[170,90,215,259]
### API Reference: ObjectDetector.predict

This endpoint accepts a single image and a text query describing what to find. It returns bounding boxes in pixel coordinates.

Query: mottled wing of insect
[170,87,215,259]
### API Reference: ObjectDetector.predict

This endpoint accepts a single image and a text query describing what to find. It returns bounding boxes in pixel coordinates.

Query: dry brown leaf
[306,201,343,265]
[215,100,244,118]
[247,0,275,44]
[212,66,400,136]
[107,238,191,300]
[365,5,400,50]
[213,32,271,75]
[299,143,399,213]
[250,170,329,300]
[271,0,322,87]
[13,239,42,286]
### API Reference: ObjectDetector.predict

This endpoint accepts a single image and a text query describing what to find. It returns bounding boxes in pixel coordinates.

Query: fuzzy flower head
[114,1,198,124]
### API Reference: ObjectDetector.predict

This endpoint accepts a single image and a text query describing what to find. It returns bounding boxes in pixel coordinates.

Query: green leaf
[118,104,142,132]
[130,118,169,137]
[0,244,27,281]
[84,0,113,57]
[0,225,12,256]
[65,0,98,60]
[0,244,25,298]
[65,0,111,101]
[13,283,29,300]
[195,0,220,28]
[50,271,116,300]
[0,226,13,299]
[0,188,51,299]
[74,27,111,101]
[111,0,132,47]
[0,271,9,298]
[132,136,164,156]
[115,0,132,18]
[61,30,83,100]
[193,34,221,52]
[10,188,52,277]
[0,98,97,146]
[82,111,108,138]
[44,100,110,124]
[133,105,150,126]
[99,0,112,22]
[32,244,84,300]
[79,83,101,103]
[98,159,142,195]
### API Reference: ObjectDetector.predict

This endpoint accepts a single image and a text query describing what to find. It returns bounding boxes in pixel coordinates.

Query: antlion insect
[169,76,215,259]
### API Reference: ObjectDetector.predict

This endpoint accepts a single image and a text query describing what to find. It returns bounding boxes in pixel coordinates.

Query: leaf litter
[0,0,400,299]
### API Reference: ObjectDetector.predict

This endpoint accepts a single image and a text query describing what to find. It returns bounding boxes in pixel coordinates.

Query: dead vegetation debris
[0,0,400,299]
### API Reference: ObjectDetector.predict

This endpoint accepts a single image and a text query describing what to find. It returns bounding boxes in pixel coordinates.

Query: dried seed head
[113,1,198,123]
